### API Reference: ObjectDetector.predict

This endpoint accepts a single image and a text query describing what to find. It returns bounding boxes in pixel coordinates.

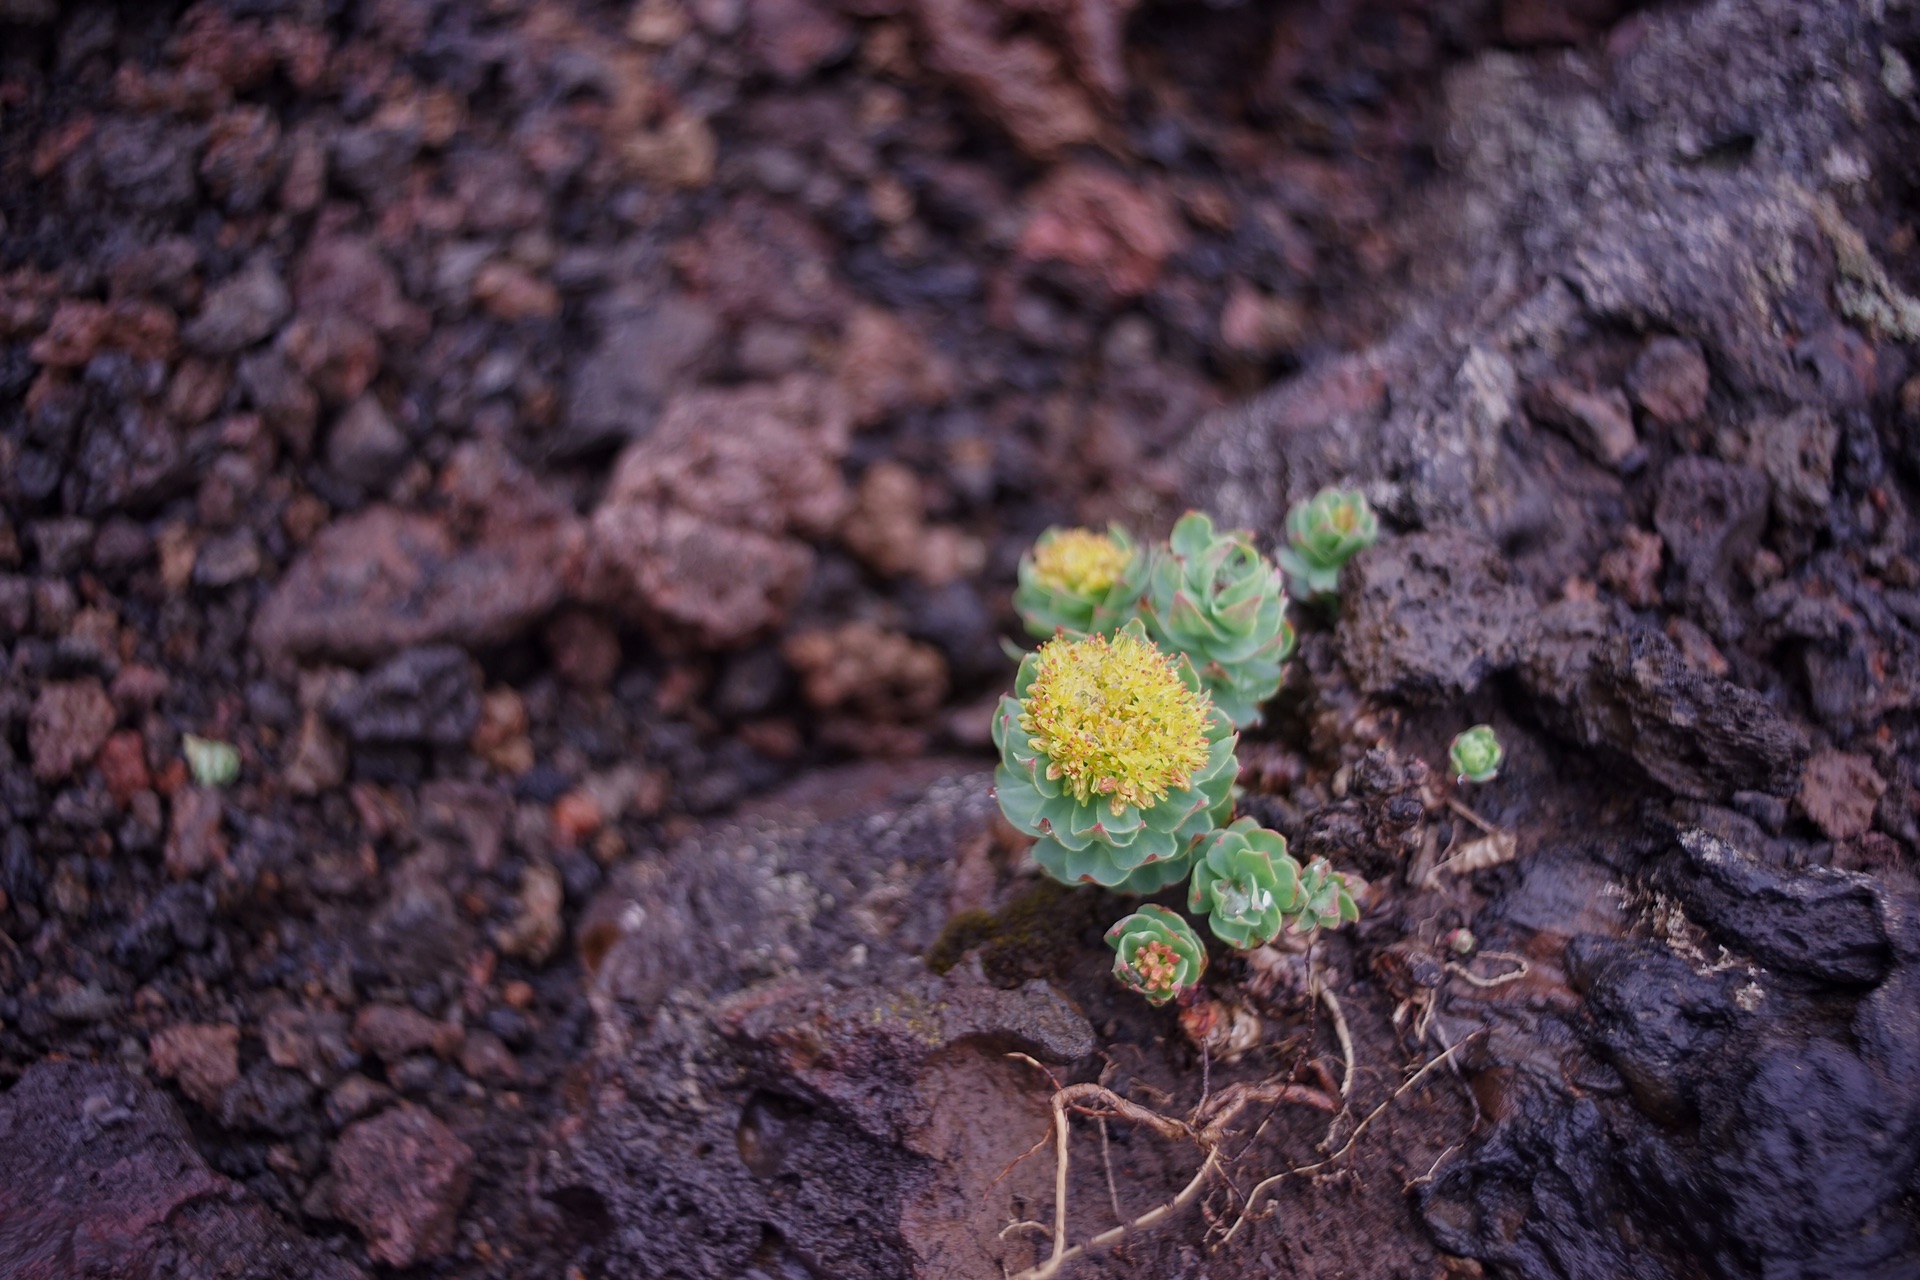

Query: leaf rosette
[1276,487,1378,599]
[994,621,1237,894]
[1449,724,1504,784]
[1140,512,1295,727]
[1105,904,1207,1005]
[1188,818,1296,949]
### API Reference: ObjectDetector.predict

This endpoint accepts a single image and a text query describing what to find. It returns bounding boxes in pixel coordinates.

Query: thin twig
[1446,796,1498,833]
[1222,1031,1484,1246]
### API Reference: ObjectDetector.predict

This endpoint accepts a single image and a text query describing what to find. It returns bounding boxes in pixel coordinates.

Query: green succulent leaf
[1104,904,1207,1005]
[1139,512,1295,728]
[1277,488,1378,599]
[1449,724,1504,784]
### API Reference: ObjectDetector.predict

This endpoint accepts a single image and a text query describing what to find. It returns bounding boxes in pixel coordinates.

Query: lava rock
[1518,600,1809,800]
[1662,828,1892,986]
[330,646,479,746]
[182,258,290,356]
[1337,531,1532,703]
[328,1103,473,1267]
[0,1060,364,1280]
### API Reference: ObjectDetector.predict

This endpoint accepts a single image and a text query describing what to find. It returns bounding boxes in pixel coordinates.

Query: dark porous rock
[330,645,479,746]
[182,258,290,356]
[0,1060,364,1280]
[1652,456,1769,636]
[1518,600,1809,800]
[1336,531,1532,704]
[28,677,116,782]
[1565,935,1739,1127]
[548,773,1089,1279]
[325,395,408,491]
[559,293,720,459]
[1660,828,1892,986]
[329,1102,473,1268]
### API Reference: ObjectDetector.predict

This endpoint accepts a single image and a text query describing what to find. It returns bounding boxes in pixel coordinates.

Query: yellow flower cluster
[1019,629,1210,815]
[1130,941,1180,992]
[1030,527,1132,596]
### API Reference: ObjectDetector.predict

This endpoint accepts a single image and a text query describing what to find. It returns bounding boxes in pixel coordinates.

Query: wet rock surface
[0,1060,364,1280]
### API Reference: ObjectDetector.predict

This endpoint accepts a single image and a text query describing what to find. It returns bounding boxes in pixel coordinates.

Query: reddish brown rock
[914,0,1103,156]
[165,787,228,879]
[1628,335,1711,426]
[1798,750,1886,841]
[836,307,955,429]
[472,260,560,322]
[28,678,116,782]
[748,0,854,81]
[27,300,111,367]
[351,1004,462,1063]
[585,377,850,648]
[329,1104,473,1267]
[1526,378,1640,468]
[1599,527,1664,609]
[253,442,584,666]
[544,608,622,690]
[149,1023,241,1110]
[1016,164,1181,300]
[784,622,948,723]
[97,729,152,806]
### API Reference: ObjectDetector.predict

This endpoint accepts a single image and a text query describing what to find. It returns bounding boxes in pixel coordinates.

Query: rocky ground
[3,0,1920,1277]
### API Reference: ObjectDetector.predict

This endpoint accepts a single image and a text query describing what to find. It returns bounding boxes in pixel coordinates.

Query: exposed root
[1446,951,1528,988]
[1316,979,1355,1101]
[1219,1030,1483,1246]
[1003,1061,1336,1280]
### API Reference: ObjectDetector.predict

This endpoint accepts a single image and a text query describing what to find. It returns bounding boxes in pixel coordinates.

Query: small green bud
[1446,927,1477,956]
[1449,725,1503,784]
[183,735,241,788]
[1104,904,1207,1005]
[1276,487,1378,598]
[1292,856,1360,933]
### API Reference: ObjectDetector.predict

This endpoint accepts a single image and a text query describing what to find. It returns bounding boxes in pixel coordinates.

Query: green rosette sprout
[183,735,241,788]
[993,620,1238,894]
[1449,724,1503,784]
[1139,512,1295,728]
[1291,855,1360,932]
[1105,904,1207,1005]
[1276,487,1378,598]
[1013,524,1147,639]
[1187,818,1297,949]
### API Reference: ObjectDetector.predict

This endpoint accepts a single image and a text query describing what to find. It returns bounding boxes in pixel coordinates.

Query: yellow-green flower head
[1031,527,1133,596]
[1014,524,1147,640]
[1018,628,1211,817]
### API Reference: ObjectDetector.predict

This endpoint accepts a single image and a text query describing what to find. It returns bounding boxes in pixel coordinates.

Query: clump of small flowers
[1014,525,1146,639]
[183,735,241,788]
[997,513,1366,1007]
[1140,512,1295,728]
[1449,725,1503,784]
[1276,487,1378,598]
[995,621,1238,893]
[1106,905,1207,1005]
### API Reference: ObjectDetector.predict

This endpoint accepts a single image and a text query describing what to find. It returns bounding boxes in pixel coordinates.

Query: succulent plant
[1276,487,1378,598]
[183,734,240,788]
[1187,818,1297,949]
[1013,524,1147,640]
[1105,904,1207,1005]
[994,621,1238,894]
[1449,724,1503,784]
[1139,512,1295,728]
[1292,855,1361,932]
[1189,818,1359,946]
